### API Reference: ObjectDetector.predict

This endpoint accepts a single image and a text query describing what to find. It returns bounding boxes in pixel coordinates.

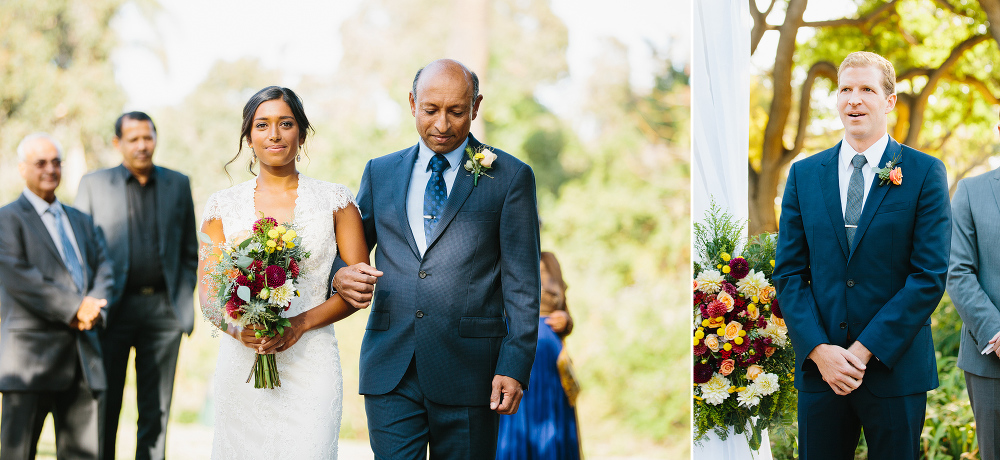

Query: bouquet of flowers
[692,202,795,450]
[200,216,310,389]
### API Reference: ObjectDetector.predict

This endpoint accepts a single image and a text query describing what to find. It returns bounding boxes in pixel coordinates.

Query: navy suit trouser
[365,356,499,460]
[798,382,926,459]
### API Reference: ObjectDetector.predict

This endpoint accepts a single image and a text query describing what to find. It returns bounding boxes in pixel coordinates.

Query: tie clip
[845,225,858,228]
[423,215,435,219]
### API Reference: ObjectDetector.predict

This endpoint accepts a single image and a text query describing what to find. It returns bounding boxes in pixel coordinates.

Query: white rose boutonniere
[464,144,496,186]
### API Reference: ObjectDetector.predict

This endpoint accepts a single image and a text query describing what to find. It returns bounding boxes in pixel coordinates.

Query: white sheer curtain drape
[692,1,773,458]
[692,0,751,228]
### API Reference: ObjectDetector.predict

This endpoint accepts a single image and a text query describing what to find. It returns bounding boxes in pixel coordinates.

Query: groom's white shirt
[406,137,469,256]
[838,133,888,217]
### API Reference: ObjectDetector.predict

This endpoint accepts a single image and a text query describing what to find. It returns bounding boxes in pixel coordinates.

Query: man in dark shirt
[76,112,198,460]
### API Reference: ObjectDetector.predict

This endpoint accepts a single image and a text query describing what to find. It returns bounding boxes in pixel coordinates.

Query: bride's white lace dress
[202,174,354,459]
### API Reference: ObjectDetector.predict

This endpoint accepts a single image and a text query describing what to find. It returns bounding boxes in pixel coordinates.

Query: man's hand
[808,343,866,396]
[987,330,1000,358]
[544,310,570,334]
[490,375,524,414]
[332,263,383,309]
[72,296,107,330]
[847,340,874,365]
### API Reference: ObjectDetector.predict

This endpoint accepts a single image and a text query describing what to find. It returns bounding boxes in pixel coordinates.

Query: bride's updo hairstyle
[225,85,314,178]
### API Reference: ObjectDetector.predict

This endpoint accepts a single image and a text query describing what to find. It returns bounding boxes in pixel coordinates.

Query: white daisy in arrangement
[695,270,725,294]
[700,373,731,405]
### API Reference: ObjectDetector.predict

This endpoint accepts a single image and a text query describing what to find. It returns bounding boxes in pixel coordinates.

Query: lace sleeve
[331,183,357,212]
[202,191,223,225]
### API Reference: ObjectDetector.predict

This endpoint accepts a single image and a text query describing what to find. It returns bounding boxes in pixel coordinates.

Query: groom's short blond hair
[838,51,896,96]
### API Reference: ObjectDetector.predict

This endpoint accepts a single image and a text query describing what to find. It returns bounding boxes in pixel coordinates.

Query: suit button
[847,279,855,287]
[418,270,427,279]
[415,310,424,318]
[840,322,847,329]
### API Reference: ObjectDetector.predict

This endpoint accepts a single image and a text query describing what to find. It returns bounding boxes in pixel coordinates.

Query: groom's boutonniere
[464,145,496,186]
[873,153,902,186]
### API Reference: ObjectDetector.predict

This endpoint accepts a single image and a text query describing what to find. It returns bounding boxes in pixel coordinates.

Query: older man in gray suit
[0,133,114,459]
[948,117,1000,460]
[76,112,198,460]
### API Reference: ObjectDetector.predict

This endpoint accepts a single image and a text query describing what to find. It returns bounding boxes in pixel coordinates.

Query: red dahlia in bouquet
[200,216,309,389]
[692,202,795,450]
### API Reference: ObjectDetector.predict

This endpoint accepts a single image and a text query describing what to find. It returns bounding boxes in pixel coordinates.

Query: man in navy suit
[333,59,541,459]
[774,51,951,459]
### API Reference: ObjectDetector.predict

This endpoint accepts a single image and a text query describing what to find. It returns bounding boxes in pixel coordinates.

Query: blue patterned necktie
[48,205,85,293]
[423,154,450,241]
[845,154,867,248]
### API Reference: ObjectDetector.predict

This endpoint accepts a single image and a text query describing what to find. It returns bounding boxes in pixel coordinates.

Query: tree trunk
[751,0,808,234]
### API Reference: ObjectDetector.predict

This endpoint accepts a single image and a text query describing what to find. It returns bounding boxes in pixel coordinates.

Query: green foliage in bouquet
[693,201,796,451]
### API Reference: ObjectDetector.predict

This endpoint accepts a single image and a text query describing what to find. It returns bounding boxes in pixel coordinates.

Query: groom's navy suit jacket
[356,134,541,406]
[775,137,950,397]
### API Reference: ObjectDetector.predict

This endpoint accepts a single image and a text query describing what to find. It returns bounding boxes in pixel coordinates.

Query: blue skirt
[496,317,581,460]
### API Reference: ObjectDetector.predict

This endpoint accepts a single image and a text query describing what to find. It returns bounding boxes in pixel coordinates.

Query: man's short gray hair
[411,64,480,108]
[16,132,63,162]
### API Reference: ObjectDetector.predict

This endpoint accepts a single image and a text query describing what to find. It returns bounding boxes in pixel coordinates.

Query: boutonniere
[464,144,496,186]
[873,153,902,186]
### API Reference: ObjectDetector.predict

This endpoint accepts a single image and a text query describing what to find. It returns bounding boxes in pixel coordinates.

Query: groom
[333,59,540,458]
[774,51,950,459]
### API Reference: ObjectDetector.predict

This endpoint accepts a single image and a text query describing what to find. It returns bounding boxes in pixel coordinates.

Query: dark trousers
[365,357,499,460]
[1,368,101,460]
[101,292,182,460]
[966,371,1000,460]
[798,384,926,459]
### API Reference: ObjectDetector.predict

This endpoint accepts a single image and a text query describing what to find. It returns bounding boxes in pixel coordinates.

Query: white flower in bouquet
[755,373,780,396]
[270,279,295,308]
[695,270,724,294]
[762,318,789,347]
[737,383,762,408]
[700,373,731,405]
[736,269,768,298]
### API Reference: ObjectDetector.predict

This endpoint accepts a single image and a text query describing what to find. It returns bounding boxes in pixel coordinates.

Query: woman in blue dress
[497,251,581,460]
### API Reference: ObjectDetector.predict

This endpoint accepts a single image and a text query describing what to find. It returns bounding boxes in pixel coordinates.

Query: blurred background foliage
[0,0,689,458]
[750,0,1000,458]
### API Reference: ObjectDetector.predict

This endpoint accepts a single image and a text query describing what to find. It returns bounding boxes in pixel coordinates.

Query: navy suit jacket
[75,165,199,334]
[0,194,114,392]
[774,137,950,397]
[356,134,541,406]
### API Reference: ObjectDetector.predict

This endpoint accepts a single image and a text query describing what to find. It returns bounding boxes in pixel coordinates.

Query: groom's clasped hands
[808,342,872,396]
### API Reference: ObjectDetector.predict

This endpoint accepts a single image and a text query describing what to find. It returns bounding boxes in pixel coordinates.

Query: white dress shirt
[406,137,470,256]
[22,187,84,267]
[838,134,889,217]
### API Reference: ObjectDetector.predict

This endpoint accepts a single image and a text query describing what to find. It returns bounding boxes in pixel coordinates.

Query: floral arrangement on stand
[692,202,796,450]
[200,216,310,389]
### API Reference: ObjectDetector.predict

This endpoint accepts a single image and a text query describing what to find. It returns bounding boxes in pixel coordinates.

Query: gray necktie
[48,205,85,293]
[845,154,867,248]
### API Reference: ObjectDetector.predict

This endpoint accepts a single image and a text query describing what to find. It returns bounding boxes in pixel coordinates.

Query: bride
[197,86,368,459]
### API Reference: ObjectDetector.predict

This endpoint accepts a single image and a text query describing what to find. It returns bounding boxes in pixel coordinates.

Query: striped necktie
[48,205,85,293]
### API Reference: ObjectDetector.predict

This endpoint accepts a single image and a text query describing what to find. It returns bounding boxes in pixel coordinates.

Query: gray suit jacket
[76,165,198,334]
[357,134,541,406]
[948,167,1000,378]
[0,194,114,391]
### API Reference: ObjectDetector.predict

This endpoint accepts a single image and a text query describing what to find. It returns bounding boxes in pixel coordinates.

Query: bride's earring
[250,146,256,160]
[296,153,302,162]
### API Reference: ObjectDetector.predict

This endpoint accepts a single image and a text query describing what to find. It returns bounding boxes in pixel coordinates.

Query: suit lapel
[110,165,129,259]
[17,195,63,264]
[848,137,901,259]
[393,145,422,260]
[154,166,170,257]
[424,136,477,253]
[990,168,1000,218]
[819,144,850,260]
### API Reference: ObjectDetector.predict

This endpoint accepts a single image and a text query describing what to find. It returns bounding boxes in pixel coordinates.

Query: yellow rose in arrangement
[704,335,720,352]
[716,291,735,312]
[746,364,764,381]
[759,285,775,304]
[723,321,742,341]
